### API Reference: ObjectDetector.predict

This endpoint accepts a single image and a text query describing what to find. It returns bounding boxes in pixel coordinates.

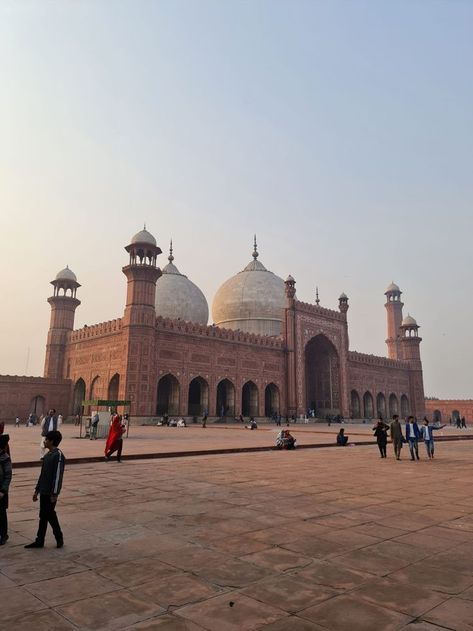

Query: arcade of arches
[350,388,411,420]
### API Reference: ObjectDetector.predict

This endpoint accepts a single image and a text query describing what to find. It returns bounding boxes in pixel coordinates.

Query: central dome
[212,238,285,336]
[155,242,209,325]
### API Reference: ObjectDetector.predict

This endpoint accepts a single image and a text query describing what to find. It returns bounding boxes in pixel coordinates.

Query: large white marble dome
[212,240,285,336]
[155,244,209,325]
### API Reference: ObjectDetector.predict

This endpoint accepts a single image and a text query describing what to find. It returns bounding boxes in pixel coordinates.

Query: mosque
[0,228,426,421]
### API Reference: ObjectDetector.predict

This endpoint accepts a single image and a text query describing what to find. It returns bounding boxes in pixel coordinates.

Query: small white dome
[212,239,285,336]
[131,228,156,246]
[402,314,418,327]
[155,246,209,325]
[55,266,77,282]
[385,281,400,294]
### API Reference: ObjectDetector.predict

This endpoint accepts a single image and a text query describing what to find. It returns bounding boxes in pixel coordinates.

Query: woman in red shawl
[105,413,125,462]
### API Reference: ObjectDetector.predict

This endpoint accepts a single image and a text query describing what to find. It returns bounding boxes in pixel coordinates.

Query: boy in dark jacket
[25,430,65,549]
[0,434,12,545]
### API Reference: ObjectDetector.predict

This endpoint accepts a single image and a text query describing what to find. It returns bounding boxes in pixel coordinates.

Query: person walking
[105,413,125,462]
[0,434,12,545]
[25,430,65,549]
[40,409,61,459]
[90,412,100,440]
[390,415,404,460]
[373,418,389,458]
[15,417,20,428]
[405,416,421,461]
[421,418,446,459]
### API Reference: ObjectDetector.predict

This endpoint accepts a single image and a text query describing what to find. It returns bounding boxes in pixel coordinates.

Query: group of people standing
[374,415,445,460]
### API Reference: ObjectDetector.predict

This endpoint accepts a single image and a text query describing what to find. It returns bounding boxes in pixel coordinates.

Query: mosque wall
[152,323,286,418]
[347,353,412,418]
[65,325,127,411]
[0,376,71,422]
[425,399,473,423]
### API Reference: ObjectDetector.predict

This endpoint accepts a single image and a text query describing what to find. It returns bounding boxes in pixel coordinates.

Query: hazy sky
[1,1,472,398]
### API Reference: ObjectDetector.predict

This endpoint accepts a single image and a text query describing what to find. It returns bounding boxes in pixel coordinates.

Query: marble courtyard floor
[2,441,473,630]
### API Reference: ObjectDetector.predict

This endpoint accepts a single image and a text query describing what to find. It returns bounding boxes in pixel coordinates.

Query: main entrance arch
[157,374,180,415]
[305,335,340,415]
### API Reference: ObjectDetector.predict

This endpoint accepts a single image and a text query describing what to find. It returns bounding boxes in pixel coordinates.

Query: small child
[0,434,12,545]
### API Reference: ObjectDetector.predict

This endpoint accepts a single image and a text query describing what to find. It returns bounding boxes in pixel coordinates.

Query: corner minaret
[400,314,425,417]
[122,227,162,327]
[384,282,404,359]
[44,266,81,379]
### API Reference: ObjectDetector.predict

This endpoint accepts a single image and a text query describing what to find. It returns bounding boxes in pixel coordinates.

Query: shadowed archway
[265,383,280,417]
[157,374,180,415]
[188,377,209,416]
[305,335,340,415]
[242,381,258,417]
[216,379,235,417]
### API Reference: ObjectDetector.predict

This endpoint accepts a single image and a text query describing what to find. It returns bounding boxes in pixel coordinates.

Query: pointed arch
[188,376,209,416]
[265,383,280,417]
[242,380,259,417]
[216,379,235,417]
[72,378,86,415]
[363,391,374,419]
[389,393,399,417]
[400,394,409,418]
[90,375,102,400]
[108,373,120,401]
[351,390,361,418]
[156,374,180,415]
[376,393,386,419]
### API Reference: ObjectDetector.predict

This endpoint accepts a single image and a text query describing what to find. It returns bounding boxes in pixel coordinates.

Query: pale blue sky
[0,1,472,397]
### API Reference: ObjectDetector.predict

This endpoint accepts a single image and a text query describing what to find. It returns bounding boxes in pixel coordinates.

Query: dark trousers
[36,494,63,544]
[377,441,387,457]
[0,493,8,537]
[106,439,123,461]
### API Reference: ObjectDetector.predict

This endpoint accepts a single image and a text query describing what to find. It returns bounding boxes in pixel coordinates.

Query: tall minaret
[400,314,425,417]
[384,282,404,359]
[44,266,81,379]
[122,227,162,416]
[122,226,162,328]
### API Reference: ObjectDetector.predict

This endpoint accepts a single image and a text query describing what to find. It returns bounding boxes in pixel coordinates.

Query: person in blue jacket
[405,416,421,461]
[420,417,446,459]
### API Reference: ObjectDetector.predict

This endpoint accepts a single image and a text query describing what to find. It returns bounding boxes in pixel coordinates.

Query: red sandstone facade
[0,235,428,422]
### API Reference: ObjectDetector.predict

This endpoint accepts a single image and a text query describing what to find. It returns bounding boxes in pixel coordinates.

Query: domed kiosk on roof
[55,266,77,282]
[131,227,157,246]
[212,237,285,336]
[155,241,209,325]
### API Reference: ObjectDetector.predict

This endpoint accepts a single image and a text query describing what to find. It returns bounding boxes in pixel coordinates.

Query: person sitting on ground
[277,429,296,449]
[336,427,348,446]
[177,418,187,427]
[246,417,258,430]
[168,418,177,427]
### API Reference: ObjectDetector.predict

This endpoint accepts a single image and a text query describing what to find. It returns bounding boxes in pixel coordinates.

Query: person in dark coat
[336,428,348,446]
[25,430,65,549]
[0,434,12,545]
[390,415,404,460]
[373,418,389,458]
